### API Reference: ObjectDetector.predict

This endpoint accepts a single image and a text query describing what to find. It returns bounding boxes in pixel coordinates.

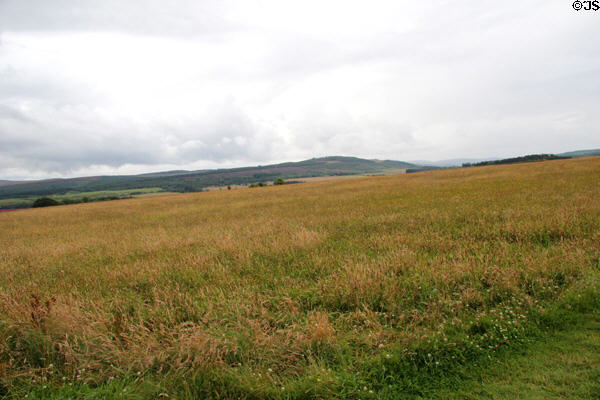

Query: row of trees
[463,154,569,167]
[248,178,286,188]
[32,196,123,208]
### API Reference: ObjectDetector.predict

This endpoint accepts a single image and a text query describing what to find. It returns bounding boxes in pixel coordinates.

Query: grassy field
[0,157,599,399]
[437,303,600,400]
[0,188,164,209]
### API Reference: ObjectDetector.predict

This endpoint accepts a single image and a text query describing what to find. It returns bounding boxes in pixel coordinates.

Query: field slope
[0,157,599,399]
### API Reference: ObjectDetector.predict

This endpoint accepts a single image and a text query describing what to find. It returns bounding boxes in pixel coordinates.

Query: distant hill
[463,154,570,167]
[557,149,600,158]
[0,180,26,187]
[412,148,600,167]
[0,156,417,202]
[409,158,499,167]
[138,170,196,177]
[2,149,597,207]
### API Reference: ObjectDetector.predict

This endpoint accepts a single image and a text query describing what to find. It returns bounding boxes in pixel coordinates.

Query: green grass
[51,188,163,200]
[436,291,600,399]
[442,321,600,399]
[0,198,31,208]
[0,188,163,208]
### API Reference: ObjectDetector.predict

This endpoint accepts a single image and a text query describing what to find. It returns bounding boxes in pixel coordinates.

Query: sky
[0,0,599,180]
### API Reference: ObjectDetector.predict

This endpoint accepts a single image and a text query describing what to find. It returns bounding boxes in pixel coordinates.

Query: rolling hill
[1,148,598,207]
[558,148,600,158]
[0,156,416,203]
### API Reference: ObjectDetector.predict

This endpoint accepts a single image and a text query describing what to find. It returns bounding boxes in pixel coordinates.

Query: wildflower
[386,354,391,359]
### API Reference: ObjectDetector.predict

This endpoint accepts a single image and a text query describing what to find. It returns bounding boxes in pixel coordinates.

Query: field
[0,157,599,399]
[0,188,164,209]
[202,172,407,192]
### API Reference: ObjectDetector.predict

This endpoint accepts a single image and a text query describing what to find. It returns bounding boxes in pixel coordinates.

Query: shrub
[32,197,59,208]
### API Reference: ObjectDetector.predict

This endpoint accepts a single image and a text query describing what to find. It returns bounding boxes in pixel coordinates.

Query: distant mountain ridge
[0,156,417,201]
[410,148,600,167]
[408,158,499,167]
[557,149,600,158]
[462,154,569,167]
[1,149,598,207]
[0,180,26,187]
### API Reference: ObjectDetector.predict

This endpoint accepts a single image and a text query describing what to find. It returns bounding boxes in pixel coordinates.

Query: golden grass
[0,157,599,392]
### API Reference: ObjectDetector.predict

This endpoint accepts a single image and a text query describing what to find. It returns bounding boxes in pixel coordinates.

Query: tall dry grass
[0,157,599,395]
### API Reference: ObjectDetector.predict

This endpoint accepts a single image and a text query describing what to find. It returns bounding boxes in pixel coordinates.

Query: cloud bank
[0,0,598,179]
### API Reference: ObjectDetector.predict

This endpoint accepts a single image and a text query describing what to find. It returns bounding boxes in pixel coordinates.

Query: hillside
[462,153,570,167]
[411,147,600,167]
[0,156,416,203]
[0,180,25,187]
[1,157,599,398]
[558,148,600,158]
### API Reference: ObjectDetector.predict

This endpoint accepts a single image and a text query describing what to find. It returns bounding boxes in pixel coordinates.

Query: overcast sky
[0,0,598,180]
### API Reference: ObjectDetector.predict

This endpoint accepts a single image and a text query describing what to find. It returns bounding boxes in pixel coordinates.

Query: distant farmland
[0,156,417,206]
[0,157,599,398]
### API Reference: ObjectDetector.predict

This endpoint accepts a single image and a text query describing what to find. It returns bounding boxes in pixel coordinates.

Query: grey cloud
[288,108,415,158]
[0,0,239,38]
[0,104,35,123]
[0,1,599,179]
[0,99,277,176]
[0,63,105,108]
[159,102,279,164]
